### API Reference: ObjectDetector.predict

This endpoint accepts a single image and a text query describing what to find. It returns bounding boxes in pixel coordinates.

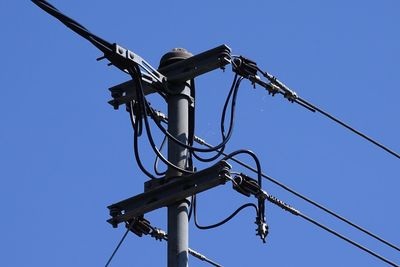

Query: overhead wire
[257,68,400,160]
[266,194,400,267]
[145,96,400,253]
[195,137,400,252]
[145,224,223,267]
[104,228,130,267]
[32,1,400,262]
[296,96,400,159]
[192,74,242,162]
[153,136,167,176]
[31,0,113,54]
[128,65,195,175]
[105,222,223,267]
[299,212,399,267]
[130,101,160,180]
[148,75,243,154]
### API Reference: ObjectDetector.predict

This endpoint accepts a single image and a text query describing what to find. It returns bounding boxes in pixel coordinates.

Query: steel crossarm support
[108,44,232,109]
[107,161,232,228]
[108,73,159,109]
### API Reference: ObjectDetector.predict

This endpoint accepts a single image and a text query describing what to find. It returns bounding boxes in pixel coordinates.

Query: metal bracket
[108,44,232,109]
[107,160,232,228]
[108,73,160,110]
[158,44,231,83]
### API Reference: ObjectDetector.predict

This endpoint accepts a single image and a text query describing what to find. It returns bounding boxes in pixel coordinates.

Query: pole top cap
[159,48,193,68]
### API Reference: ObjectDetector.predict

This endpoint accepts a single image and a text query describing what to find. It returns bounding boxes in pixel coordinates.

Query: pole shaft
[167,81,191,267]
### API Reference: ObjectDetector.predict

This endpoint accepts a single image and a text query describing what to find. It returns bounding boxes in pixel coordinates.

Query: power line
[188,248,222,267]
[265,193,399,267]
[255,66,400,160]
[296,96,400,159]
[104,228,130,267]
[299,212,399,267]
[148,106,400,252]
[31,0,112,53]
[195,137,400,252]
[104,223,223,267]
[147,226,223,267]
[31,2,399,265]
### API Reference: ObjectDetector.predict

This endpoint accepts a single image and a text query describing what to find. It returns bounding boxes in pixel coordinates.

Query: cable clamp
[151,108,168,123]
[268,83,280,96]
[126,216,152,237]
[255,217,269,243]
[151,228,167,241]
[193,136,206,145]
[266,194,300,216]
[232,173,261,197]
[283,88,298,102]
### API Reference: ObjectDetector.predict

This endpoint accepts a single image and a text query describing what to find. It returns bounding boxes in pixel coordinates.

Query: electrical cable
[130,102,160,180]
[192,75,243,162]
[128,101,143,136]
[146,223,223,267]
[196,137,400,252]
[104,228,130,267]
[299,212,399,267]
[193,195,258,230]
[105,222,223,267]
[221,149,262,188]
[129,66,194,175]
[188,248,222,267]
[195,74,239,161]
[256,67,400,160]
[266,194,400,267]
[296,96,400,159]
[31,0,113,54]
[188,195,194,221]
[153,135,167,176]
[148,75,242,154]
[149,107,400,252]
[187,79,196,169]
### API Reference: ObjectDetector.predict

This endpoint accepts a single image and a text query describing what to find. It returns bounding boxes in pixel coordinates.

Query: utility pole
[160,48,193,267]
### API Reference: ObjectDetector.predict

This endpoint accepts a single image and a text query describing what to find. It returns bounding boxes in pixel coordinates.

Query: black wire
[130,102,160,180]
[193,195,258,230]
[149,75,242,154]
[297,212,400,267]
[187,79,196,170]
[193,75,239,161]
[188,195,194,221]
[296,96,400,159]
[31,0,113,54]
[129,66,194,175]
[221,149,262,188]
[153,135,167,176]
[197,139,400,253]
[128,101,143,137]
[104,228,130,267]
[192,75,242,162]
[257,67,400,160]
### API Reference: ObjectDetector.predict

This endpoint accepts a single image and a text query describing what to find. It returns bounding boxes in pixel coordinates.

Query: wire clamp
[151,228,167,241]
[255,218,269,243]
[268,83,280,96]
[283,89,298,102]
[126,216,152,237]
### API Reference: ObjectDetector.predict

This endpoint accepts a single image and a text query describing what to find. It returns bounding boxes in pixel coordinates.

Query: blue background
[1,1,399,266]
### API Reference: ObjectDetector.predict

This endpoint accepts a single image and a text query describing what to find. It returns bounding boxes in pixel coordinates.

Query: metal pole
[160,48,193,267]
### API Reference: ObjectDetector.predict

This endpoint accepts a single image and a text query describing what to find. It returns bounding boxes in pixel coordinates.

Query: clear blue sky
[1,1,399,266]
